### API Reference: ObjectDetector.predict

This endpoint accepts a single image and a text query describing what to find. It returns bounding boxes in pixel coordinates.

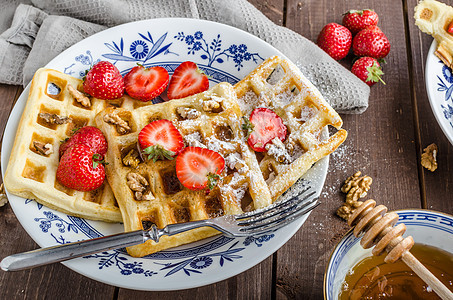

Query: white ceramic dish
[324,209,453,299]
[1,18,328,291]
[425,40,453,146]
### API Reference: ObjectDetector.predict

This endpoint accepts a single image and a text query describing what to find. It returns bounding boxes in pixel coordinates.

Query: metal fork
[1,188,319,272]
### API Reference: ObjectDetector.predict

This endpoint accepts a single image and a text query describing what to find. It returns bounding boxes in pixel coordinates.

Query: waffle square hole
[146,113,163,124]
[120,143,143,168]
[37,106,64,130]
[22,159,46,183]
[29,133,54,156]
[54,180,75,196]
[105,98,124,108]
[214,124,234,142]
[45,74,66,101]
[65,115,89,136]
[114,110,136,135]
[140,211,159,230]
[266,64,285,85]
[205,191,224,218]
[172,202,191,223]
[262,162,278,183]
[160,168,183,195]
[240,190,254,212]
[292,104,318,125]
[83,184,104,203]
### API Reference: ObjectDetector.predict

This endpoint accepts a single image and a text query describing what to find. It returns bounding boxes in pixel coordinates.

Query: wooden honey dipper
[348,199,453,300]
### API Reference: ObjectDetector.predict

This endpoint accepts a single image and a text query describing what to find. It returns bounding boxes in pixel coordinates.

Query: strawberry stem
[207,172,221,190]
[92,153,108,168]
[366,62,386,85]
[143,145,175,162]
[241,116,254,139]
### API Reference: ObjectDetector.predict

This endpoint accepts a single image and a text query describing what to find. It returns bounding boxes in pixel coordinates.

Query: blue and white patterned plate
[324,209,453,299]
[425,40,453,146]
[1,18,328,291]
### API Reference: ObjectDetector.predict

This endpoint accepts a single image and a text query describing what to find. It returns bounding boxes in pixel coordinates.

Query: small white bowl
[323,209,453,299]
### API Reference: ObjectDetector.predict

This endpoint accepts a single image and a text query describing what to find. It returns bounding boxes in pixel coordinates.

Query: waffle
[95,82,273,257]
[2,68,142,223]
[234,56,347,201]
[415,0,453,68]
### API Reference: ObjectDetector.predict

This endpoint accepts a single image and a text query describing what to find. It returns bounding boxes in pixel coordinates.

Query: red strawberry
[124,65,169,101]
[138,119,184,161]
[448,21,453,34]
[59,126,108,158]
[176,147,225,190]
[317,23,352,60]
[342,9,379,35]
[351,57,385,86]
[167,61,209,100]
[56,144,106,191]
[247,108,287,152]
[352,25,390,59]
[83,61,124,100]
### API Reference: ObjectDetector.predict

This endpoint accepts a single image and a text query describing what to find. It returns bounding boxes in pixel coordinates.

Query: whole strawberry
[352,25,390,59]
[342,9,379,35]
[59,126,108,158]
[56,144,106,191]
[83,61,124,100]
[351,57,385,86]
[317,23,352,60]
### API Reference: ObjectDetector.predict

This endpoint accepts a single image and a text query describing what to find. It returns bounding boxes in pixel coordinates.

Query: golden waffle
[95,82,273,257]
[234,56,347,201]
[3,68,135,223]
[415,0,453,68]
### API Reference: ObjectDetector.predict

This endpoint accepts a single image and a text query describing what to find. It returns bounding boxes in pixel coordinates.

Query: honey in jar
[338,243,453,299]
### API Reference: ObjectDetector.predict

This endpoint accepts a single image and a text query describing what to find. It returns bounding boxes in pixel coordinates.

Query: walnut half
[123,149,140,168]
[336,171,372,221]
[39,113,70,125]
[33,141,53,156]
[68,84,91,107]
[104,112,131,134]
[126,172,154,201]
[421,143,438,172]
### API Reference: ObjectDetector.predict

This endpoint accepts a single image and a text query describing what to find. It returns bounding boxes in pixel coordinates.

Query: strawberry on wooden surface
[59,126,108,158]
[83,61,124,100]
[317,23,352,60]
[176,147,225,190]
[167,61,209,100]
[247,107,287,152]
[138,119,184,162]
[124,65,169,101]
[342,9,379,35]
[351,57,385,86]
[352,25,390,59]
[56,144,106,191]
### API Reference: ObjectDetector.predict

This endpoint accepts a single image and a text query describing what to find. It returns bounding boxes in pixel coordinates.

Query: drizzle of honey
[338,243,453,299]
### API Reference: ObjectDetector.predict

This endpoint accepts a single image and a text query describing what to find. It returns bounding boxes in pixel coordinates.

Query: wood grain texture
[406,0,453,214]
[277,1,422,298]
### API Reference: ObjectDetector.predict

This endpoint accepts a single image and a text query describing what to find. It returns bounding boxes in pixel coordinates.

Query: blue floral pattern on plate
[2,19,325,290]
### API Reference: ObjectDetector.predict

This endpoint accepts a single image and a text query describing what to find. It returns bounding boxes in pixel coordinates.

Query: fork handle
[1,230,146,271]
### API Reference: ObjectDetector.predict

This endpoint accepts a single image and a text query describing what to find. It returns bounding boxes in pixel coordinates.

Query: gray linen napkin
[0,0,369,114]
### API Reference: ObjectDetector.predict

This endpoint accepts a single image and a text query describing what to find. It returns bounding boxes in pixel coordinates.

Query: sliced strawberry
[167,61,209,100]
[176,147,225,190]
[124,65,169,101]
[138,119,184,161]
[56,144,106,191]
[83,61,124,100]
[59,126,108,158]
[247,108,287,152]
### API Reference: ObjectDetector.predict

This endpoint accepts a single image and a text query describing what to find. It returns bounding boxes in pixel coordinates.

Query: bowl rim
[322,208,453,300]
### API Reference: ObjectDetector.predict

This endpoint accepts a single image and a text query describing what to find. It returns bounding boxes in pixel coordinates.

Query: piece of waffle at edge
[95,82,273,257]
[234,56,347,201]
[4,68,126,223]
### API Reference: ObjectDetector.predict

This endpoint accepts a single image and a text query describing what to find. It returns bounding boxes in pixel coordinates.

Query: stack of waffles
[4,56,347,257]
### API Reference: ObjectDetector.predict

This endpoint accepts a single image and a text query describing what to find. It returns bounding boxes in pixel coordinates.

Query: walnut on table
[33,141,53,156]
[126,172,154,201]
[336,171,373,221]
[103,112,131,134]
[67,84,91,107]
[0,183,7,207]
[421,143,438,172]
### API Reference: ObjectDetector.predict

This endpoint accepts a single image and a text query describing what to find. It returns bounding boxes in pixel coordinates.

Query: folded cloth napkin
[0,0,370,114]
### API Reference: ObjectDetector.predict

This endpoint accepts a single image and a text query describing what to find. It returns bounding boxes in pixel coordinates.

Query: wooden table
[1,0,452,298]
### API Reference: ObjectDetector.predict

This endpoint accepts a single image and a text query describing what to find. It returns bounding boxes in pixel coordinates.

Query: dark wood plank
[0,84,117,299]
[406,0,453,214]
[277,1,422,298]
